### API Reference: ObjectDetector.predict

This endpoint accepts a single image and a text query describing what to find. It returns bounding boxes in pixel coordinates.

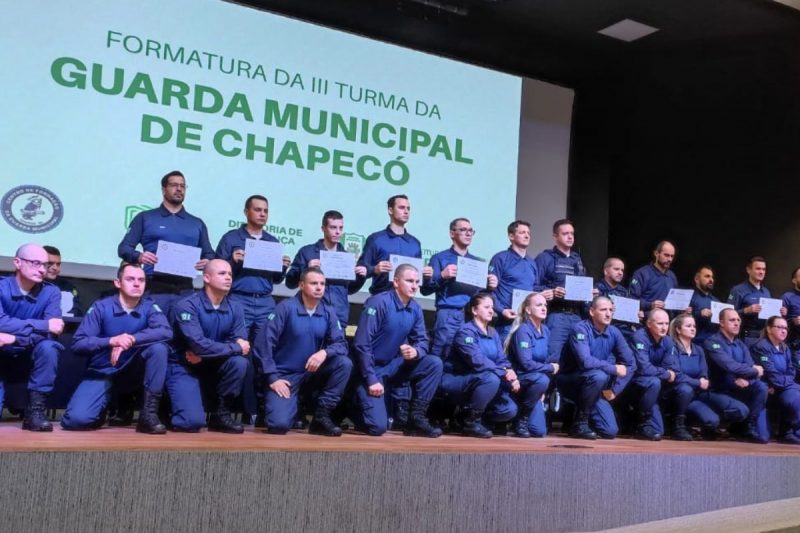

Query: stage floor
[2,421,799,455]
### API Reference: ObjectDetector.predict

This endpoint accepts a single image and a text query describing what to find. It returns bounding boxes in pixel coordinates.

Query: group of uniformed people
[2,169,799,444]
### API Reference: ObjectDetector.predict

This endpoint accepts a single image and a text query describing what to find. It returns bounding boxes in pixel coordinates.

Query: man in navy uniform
[489,220,548,341]
[254,267,352,436]
[536,219,594,359]
[43,245,84,317]
[215,194,291,342]
[352,264,443,437]
[285,210,367,326]
[166,259,250,433]
[728,257,786,346]
[630,241,689,315]
[703,308,769,443]
[61,263,171,433]
[690,266,720,344]
[357,195,432,295]
[781,267,800,355]
[595,257,640,342]
[0,244,64,431]
[558,296,634,440]
[117,170,215,314]
[421,217,497,358]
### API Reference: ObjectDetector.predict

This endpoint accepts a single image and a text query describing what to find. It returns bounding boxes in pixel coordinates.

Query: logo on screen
[124,204,153,229]
[1,185,63,234]
[342,233,365,255]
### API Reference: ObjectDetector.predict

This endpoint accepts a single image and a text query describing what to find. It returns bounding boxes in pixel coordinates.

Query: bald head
[646,308,670,340]
[13,243,49,288]
[203,259,233,294]
[203,258,229,275]
[15,243,47,261]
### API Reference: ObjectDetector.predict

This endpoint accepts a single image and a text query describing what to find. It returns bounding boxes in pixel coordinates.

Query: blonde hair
[503,292,545,352]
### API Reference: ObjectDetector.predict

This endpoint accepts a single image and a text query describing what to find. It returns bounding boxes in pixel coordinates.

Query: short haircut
[43,245,61,256]
[387,194,409,209]
[646,308,668,322]
[394,263,419,280]
[160,170,184,187]
[322,210,344,226]
[791,266,800,279]
[747,256,767,267]
[244,194,268,210]
[590,295,613,309]
[449,217,470,231]
[552,218,573,234]
[655,240,675,253]
[300,266,325,283]
[116,262,143,279]
[695,265,714,275]
[719,307,738,322]
[603,257,623,270]
[507,220,530,234]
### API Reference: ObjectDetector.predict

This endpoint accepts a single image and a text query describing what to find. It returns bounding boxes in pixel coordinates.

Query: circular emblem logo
[1,185,63,234]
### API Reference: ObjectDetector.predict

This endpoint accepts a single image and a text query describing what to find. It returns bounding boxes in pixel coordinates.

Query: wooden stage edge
[2,421,800,455]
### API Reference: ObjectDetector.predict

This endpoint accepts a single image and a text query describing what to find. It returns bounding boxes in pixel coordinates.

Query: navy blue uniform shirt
[170,291,247,362]
[357,226,422,295]
[507,321,556,374]
[448,320,510,377]
[489,247,542,316]
[215,225,286,294]
[629,264,678,311]
[703,332,759,392]
[561,319,635,394]
[690,289,720,343]
[421,247,484,310]
[727,281,771,335]
[631,328,679,380]
[0,276,61,352]
[751,338,796,392]
[673,342,709,388]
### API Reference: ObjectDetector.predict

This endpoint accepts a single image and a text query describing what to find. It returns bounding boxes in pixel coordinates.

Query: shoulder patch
[267,312,276,321]
[86,306,94,315]
[575,333,586,341]
[636,342,645,350]
[760,356,769,362]
[366,307,377,316]
[180,312,192,322]
[336,320,342,330]
[152,304,163,314]
[71,289,78,297]
[712,343,720,349]
[519,341,530,349]
[464,336,474,344]
[630,279,638,285]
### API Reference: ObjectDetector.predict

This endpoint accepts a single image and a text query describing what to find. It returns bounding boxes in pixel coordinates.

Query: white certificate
[610,295,641,324]
[60,291,74,317]
[455,256,488,288]
[243,239,284,272]
[758,297,783,320]
[153,240,201,279]
[564,275,594,302]
[511,289,533,313]
[710,301,734,324]
[663,288,694,311]
[320,250,356,281]
[389,254,424,280]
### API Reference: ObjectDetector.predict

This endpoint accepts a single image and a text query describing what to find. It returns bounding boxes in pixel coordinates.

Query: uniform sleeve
[509,327,553,374]
[535,252,556,289]
[420,254,446,296]
[629,270,650,310]
[489,254,507,315]
[631,336,670,380]
[353,301,384,385]
[531,262,544,292]
[118,212,144,263]
[690,293,711,333]
[198,220,215,260]
[703,339,758,379]
[612,329,635,371]
[357,234,379,280]
[70,302,108,354]
[253,307,284,383]
[284,249,307,290]
[132,305,173,346]
[452,329,503,376]
[727,287,745,315]
[173,300,242,358]
[752,343,795,391]
[567,327,617,374]
[408,307,429,358]
[324,308,348,358]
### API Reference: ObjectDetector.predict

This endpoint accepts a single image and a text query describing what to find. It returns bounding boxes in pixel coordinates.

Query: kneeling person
[62,264,171,433]
[254,268,352,436]
[167,260,250,433]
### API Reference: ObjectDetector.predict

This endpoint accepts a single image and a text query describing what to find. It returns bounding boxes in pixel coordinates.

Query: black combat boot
[513,406,533,438]
[568,412,597,440]
[461,409,492,438]
[635,412,662,441]
[403,399,442,438]
[391,399,410,431]
[22,391,52,432]
[136,391,166,435]
[671,415,693,441]
[309,405,343,437]
[208,395,244,434]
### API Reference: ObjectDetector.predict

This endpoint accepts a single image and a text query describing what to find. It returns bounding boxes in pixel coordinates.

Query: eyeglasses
[769,325,788,330]
[165,182,187,189]
[454,228,476,235]
[17,257,52,269]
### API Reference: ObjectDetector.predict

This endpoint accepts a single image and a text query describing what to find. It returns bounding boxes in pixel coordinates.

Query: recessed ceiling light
[598,19,659,42]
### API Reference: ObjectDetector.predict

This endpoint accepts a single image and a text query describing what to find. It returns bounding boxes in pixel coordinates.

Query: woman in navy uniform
[441,291,518,438]
[505,292,559,438]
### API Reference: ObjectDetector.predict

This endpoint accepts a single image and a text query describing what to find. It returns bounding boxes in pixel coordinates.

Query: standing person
[727,257,786,346]
[751,316,800,444]
[703,309,769,443]
[689,266,720,344]
[668,314,719,440]
[253,268,352,436]
[0,244,64,431]
[595,257,640,342]
[285,210,367,326]
[351,264,442,438]
[489,220,548,341]
[557,296,634,440]
[442,292,519,438]
[535,219,593,359]
[117,170,215,314]
[166,260,250,433]
[421,217,497,357]
[630,241,689,314]
[43,245,84,317]
[357,195,432,295]
[215,194,290,342]
[780,267,800,355]
[61,263,171,434]
[505,293,559,438]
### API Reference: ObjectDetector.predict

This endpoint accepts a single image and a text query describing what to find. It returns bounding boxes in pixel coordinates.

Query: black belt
[232,290,272,298]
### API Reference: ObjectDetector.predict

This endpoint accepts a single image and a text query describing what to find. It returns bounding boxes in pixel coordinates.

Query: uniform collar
[237,224,271,241]
[198,291,232,313]
[158,204,187,218]
[385,225,409,239]
[110,295,144,317]
[314,239,343,252]
[9,277,44,301]
[292,293,323,317]
[389,290,414,311]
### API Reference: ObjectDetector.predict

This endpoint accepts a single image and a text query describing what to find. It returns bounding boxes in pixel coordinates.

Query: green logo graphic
[342,232,365,256]
[465,336,474,344]
[576,333,586,341]
[519,341,529,349]
[180,312,192,322]
[366,307,376,316]
[124,204,153,229]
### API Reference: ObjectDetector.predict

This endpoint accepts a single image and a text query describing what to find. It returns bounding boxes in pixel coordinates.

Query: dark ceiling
[239,0,800,88]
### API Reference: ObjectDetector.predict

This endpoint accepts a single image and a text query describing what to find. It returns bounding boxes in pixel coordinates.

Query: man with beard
[595,257,640,342]
[630,241,689,315]
[690,266,721,344]
[728,257,786,346]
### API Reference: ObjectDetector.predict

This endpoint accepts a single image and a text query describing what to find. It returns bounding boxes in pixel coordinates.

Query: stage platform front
[2,423,799,532]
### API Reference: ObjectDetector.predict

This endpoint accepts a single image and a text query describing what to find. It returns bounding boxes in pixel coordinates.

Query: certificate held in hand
[320,250,356,281]
[455,256,488,288]
[154,240,201,279]
[243,239,284,272]
[389,254,424,279]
